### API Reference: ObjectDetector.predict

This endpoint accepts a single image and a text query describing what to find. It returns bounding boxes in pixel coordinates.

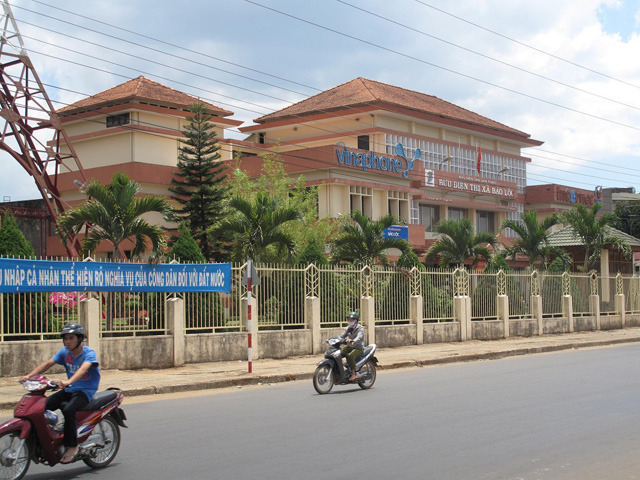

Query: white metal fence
[1,262,638,341]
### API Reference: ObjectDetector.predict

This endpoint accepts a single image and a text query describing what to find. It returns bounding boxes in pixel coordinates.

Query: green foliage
[561,203,631,272]
[377,268,410,323]
[0,214,35,257]
[169,102,228,261]
[396,250,425,270]
[57,172,175,260]
[613,201,640,239]
[422,274,453,321]
[500,210,567,270]
[297,238,328,265]
[168,223,206,263]
[485,254,510,273]
[227,151,334,261]
[426,218,496,268]
[212,192,301,263]
[330,211,411,266]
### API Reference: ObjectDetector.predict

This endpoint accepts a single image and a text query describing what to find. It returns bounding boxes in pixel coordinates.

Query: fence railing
[2,262,640,341]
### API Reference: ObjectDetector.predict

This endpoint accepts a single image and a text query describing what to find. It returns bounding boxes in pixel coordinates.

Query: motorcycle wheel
[313,364,334,394]
[357,360,377,389]
[0,431,31,480]
[82,416,120,469]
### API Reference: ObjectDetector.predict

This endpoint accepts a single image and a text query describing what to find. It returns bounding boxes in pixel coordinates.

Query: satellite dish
[336,141,346,147]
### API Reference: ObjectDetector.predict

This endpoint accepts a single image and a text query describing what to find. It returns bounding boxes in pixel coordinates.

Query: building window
[420,205,440,232]
[258,132,265,144]
[388,191,410,223]
[476,211,495,233]
[350,186,372,217]
[106,113,130,128]
[357,135,370,150]
[448,207,467,221]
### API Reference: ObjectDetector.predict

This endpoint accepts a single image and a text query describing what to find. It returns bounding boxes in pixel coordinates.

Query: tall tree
[0,213,35,257]
[425,218,496,268]
[228,152,335,260]
[212,192,301,263]
[330,211,411,266]
[168,222,206,263]
[500,210,569,270]
[57,172,175,260]
[561,203,631,271]
[169,102,228,261]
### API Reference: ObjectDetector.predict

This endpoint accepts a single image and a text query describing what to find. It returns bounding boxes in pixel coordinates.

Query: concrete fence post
[307,296,322,354]
[166,297,184,367]
[361,295,375,345]
[497,295,509,338]
[454,296,471,341]
[410,295,423,345]
[589,295,601,330]
[562,295,574,332]
[615,293,626,327]
[79,297,101,362]
[530,295,543,335]
[242,293,259,360]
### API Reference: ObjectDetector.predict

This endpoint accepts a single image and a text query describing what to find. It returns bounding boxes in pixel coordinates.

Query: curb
[2,336,640,411]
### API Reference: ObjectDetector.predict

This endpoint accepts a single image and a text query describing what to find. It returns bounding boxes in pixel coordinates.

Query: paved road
[19,344,640,480]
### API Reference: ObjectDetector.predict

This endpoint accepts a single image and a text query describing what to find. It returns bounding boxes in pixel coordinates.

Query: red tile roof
[254,77,532,139]
[58,76,233,117]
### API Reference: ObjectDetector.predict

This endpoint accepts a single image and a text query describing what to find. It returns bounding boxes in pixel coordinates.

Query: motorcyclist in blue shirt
[20,322,100,464]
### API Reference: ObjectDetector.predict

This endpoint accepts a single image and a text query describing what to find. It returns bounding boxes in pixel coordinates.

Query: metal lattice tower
[0,0,86,256]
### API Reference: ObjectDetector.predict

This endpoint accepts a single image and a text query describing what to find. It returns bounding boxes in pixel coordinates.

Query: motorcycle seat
[357,344,375,361]
[81,390,118,411]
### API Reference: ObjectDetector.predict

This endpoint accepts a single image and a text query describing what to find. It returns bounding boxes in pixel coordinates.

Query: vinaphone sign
[336,143,419,179]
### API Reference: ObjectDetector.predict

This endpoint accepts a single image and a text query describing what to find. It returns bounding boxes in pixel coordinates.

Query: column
[79,297,101,362]
[410,295,424,344]
[361,296,375,345]
[166,297,184,367]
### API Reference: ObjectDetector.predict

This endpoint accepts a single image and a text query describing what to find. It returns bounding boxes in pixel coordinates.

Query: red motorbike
[0,375,127,480]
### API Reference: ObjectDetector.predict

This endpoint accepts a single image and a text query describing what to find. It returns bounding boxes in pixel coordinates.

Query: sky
[3,0,640,201]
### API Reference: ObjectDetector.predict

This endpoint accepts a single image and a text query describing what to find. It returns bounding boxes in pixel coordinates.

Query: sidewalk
[2,327,640,411]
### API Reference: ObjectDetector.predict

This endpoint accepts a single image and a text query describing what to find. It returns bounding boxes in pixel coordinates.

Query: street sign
[383,225,409,241]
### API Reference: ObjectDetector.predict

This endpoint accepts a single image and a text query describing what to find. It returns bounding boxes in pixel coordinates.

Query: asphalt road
[18,344,640,480]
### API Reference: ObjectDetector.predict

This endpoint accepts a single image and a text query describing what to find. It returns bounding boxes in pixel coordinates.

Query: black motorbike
[313,337,378,394]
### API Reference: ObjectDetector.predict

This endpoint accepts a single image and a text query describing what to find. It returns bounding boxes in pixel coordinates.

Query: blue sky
[598,0,640,40]
[3,0,640,200]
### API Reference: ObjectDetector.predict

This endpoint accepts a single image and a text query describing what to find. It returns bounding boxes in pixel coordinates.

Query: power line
[15,2,639,182]
[338,0,640,114]
[27,1,322,95]
[413,0,640,91]
[5,4,635,191]
[244,0,640,134]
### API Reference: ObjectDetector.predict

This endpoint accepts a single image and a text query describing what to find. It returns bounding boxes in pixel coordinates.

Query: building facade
[236,78,542,258]
[47,75,620,263]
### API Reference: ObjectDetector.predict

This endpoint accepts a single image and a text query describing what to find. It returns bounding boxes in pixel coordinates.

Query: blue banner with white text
[0,258,232,293]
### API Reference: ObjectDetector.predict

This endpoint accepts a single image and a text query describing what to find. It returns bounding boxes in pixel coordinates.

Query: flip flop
[60,449,78,464]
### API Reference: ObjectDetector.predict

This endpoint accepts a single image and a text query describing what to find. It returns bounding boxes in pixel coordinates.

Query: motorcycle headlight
[23,380,47,392]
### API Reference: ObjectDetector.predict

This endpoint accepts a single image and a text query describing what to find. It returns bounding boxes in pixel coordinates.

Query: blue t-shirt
[52,345,101,401]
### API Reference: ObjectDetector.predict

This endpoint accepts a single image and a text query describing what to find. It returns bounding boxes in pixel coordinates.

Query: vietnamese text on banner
[0,258,232,293]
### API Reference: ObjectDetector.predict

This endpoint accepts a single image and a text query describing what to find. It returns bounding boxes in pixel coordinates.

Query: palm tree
[426,218,496,268]
[500,211,569,270]
[330,210,411,266]
[212,192,301,263]
[561,203,631,271]
[57,172,175,260]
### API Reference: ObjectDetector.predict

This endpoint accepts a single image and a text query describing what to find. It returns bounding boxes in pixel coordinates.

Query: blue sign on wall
[0,258,232,293]
[383,226,409,241]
